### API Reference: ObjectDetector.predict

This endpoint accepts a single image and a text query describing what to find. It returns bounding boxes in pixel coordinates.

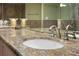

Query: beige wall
[25,3,75,29]
[25,3,41,20]
[25,3,59,20]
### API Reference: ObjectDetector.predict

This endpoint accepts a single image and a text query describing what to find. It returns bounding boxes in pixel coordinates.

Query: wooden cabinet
[15,4,25,18]
[0,38,3,56]
[2,42,16,56]
[0,4,2,19]
[4,4,25,19]
[4,4,18,18]
[0,3,25,19]
[0,37,17,56]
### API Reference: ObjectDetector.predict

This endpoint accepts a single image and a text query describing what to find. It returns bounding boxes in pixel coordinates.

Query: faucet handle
[72,31,76,39]
[49,25,56,30]
[65,24,73,30]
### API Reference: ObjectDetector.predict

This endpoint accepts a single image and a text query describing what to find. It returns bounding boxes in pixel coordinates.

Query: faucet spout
[49,25,61,38]
[49,25,56,31]
[64,24,76,40]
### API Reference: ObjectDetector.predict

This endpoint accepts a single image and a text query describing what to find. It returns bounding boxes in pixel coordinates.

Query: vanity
[0,28,79,56]
[0,37,18,56]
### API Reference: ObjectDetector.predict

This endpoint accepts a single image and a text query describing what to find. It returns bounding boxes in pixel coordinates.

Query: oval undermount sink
[23,39,64,50]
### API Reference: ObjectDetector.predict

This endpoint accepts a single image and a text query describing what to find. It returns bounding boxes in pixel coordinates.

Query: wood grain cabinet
[0,38,3,56]
[4,4,17,18]
[0,37,17,56]
[0,4,2,19]
[4,4,25,19]
[0,3,25,19]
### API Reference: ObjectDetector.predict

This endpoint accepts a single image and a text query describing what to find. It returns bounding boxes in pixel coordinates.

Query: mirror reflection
[0,3,78,31]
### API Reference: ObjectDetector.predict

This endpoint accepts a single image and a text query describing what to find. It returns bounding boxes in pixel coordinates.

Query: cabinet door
[0,37,17,56]
[0,4,2,19]
[4,4,18,19]
[15,4,25,18]
[2,42,16,56]
[3,3,25,19]
[0,39,3,56]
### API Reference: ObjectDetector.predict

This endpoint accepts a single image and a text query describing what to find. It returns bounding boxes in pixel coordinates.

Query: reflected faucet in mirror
[64,24,76,40]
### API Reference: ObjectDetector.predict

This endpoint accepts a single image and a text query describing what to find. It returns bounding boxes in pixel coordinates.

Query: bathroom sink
[23,39,64,50]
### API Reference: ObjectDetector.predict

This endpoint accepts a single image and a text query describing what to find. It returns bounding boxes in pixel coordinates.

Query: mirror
[0,3,79,31]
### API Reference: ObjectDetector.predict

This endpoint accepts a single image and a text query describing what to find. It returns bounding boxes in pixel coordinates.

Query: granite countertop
[0,28,79,56]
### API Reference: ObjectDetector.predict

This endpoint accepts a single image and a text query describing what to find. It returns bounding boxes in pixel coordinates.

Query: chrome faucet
[65,24,72,30]
[64,24,76,40]
[49,25,56,37]
[49,25,61,38]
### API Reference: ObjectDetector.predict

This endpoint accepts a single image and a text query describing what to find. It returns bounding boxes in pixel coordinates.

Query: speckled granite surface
[0,28,79,56]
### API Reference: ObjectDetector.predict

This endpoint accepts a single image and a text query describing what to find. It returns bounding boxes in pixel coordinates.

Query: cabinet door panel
[4,4,17,18]
[0,39,3,56]
[15,4,25,18]
[0,37,16,56]
[0,4,2,19]
[4,3,25,19]
[2,43,16,56]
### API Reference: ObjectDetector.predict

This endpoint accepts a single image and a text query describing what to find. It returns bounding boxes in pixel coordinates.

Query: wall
[43,3,58,28]
[43,4,58,20]
[25,3,75,30]
[60,4,73,20]
[25,3,41,20]
[58,4,76,30]
[74,4,79,30]
[25,3,58,28]
[25,3,41,28]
